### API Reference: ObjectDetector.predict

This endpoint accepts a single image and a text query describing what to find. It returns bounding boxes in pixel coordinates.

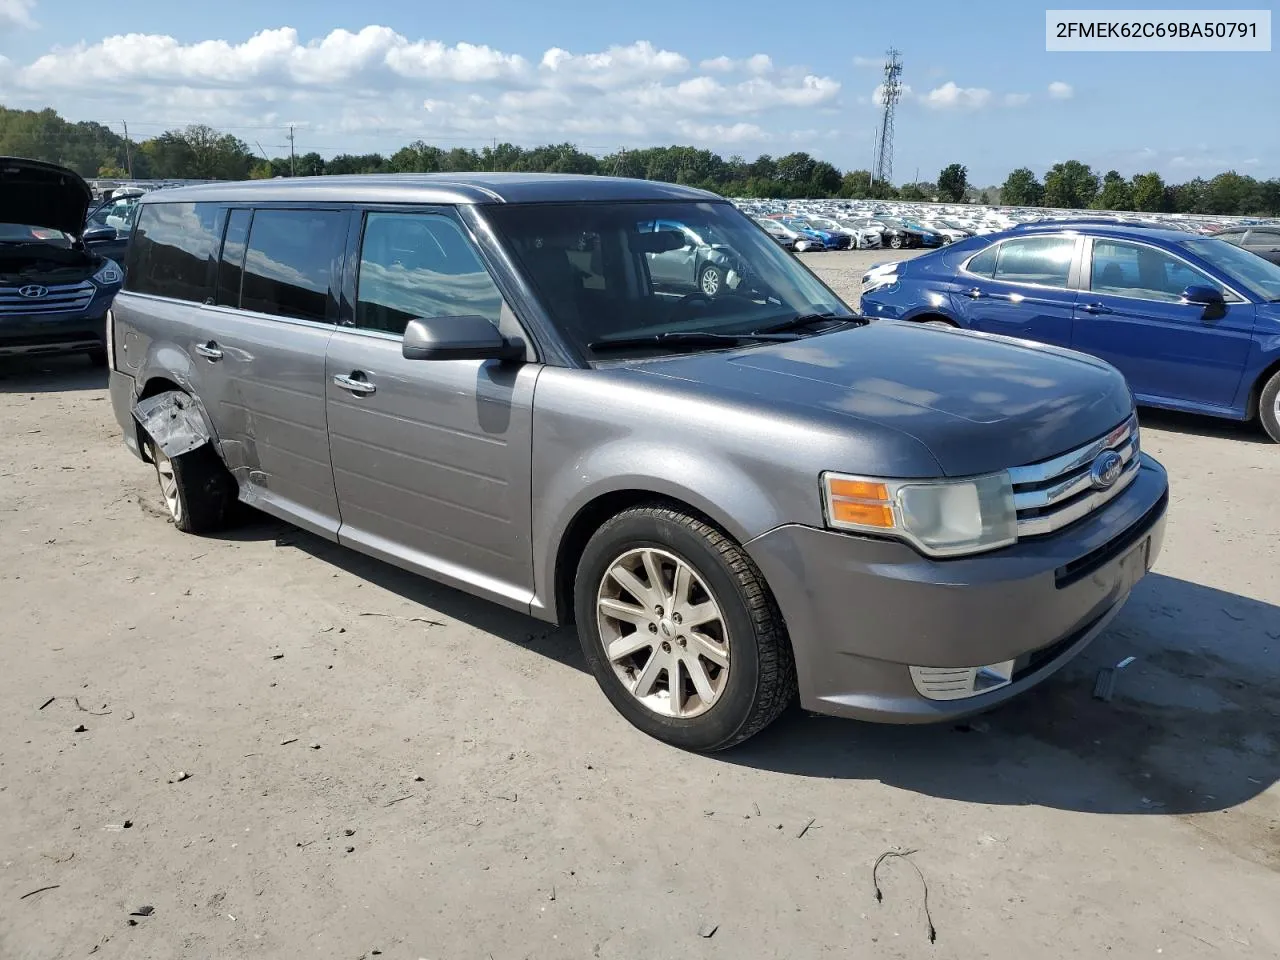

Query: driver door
[324,207,540,611]
[1071,237,1255,409]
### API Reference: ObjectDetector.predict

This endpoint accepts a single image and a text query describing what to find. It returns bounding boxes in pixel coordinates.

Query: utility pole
[122,120,133,178]
[288,125,296,176]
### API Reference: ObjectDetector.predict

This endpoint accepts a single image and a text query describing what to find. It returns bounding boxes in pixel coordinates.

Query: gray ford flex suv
[1,157,125,364]
[107,174,1168,751]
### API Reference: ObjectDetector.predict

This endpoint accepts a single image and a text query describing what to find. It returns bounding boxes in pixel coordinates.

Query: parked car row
[732,197,1279,247]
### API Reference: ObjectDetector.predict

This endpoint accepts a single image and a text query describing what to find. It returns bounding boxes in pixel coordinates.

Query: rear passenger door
[955,235,1081,347]
[324,208,540,610]
[203,206,349,538]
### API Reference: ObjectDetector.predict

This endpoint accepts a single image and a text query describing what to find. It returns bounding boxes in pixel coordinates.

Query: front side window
[1091,239,1219,302]
[1182,237,1280,301]
[484,200,853,357]
[240,209,347,323]
[88,197,140,233]
[124,202,223,302]
[991,236,1075,288]
[354,212,505,335]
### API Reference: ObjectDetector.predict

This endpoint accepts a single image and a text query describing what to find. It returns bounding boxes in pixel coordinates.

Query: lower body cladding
[745,455,1168,722]
[0,310,108,359]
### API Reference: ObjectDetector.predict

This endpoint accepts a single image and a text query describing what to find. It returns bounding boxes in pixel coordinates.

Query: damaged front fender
[133,390,212,459]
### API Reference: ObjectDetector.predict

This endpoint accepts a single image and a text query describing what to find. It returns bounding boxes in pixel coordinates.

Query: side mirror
[402,315,524,362]
[82,225,116,244]
[1182,284,1225,306]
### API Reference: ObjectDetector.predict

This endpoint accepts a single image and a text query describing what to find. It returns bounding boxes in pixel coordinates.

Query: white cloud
[0,0,36,29]
[921,81,991,110]
[1048,80,1074,100]
[1003,92,1030,107]
[2,27,842,154]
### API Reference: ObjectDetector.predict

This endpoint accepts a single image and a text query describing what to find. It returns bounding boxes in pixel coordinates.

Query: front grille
[1008,415,1140,538]
[0,281,95,316]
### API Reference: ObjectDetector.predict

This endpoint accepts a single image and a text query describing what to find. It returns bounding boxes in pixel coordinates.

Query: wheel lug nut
[677,637,686,647]
[661,641,671,653]
[654,605,664,616]
[672,613,682,624]
[648,622,658,633]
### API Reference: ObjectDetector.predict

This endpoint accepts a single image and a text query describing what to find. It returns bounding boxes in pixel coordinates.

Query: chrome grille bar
[0,281,95,315]
[1009,415,1139,538]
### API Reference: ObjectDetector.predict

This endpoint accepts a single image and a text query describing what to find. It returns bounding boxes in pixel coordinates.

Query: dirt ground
[2,250,1277,959]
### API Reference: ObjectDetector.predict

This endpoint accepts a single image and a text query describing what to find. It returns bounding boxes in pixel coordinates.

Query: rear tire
[888,236,904,249]
[574,505,795,751]
[148,440,238,534]
[1258,369,1280,443]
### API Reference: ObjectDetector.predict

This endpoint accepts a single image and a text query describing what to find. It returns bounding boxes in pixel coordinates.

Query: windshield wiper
[752,312,868,335]
[588,330,800,353]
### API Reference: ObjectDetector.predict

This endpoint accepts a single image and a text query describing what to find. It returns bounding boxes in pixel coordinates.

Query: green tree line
[4,105,1278,216]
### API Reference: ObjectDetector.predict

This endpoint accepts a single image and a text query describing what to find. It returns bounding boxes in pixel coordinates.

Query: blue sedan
[859,221,1280,440]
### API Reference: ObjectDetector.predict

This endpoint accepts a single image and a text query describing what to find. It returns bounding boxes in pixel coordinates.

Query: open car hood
[0,157,92,236]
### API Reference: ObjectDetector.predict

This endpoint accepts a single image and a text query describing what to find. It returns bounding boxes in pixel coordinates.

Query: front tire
[1258,369,1280,442]
[697,263,724,297]
[148,440,238,534]
[574,505,795,751]
[888,235,904,249]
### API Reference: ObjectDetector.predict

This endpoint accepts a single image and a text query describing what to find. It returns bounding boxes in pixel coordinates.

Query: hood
[0,157,93,236]
[620,321,1133,477]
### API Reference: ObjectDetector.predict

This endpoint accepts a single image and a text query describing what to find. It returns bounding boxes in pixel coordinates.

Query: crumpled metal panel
[132,390,210,459]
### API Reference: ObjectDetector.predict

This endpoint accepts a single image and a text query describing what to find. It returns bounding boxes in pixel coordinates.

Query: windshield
[0,223,72,246]
[1181,238,1280,301]
[484,200,853,358]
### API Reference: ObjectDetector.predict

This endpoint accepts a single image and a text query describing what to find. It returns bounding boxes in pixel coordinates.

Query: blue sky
[1,0,1275,183]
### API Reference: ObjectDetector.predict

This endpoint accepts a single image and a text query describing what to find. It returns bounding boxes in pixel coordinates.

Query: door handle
[965,288,984,299]
[193,341,223,360]
[333,372,376,396]
[1080,302,1113,315]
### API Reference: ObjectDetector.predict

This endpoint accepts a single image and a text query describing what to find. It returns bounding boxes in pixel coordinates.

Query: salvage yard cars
[108,173,1168,750]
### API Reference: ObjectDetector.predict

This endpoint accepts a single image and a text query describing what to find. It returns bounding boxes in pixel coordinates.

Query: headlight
[93,259,122,285]
[861,271,898,293]
[821,471,1018,558]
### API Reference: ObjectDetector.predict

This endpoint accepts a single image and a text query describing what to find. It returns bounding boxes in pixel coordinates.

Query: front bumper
[745,454,1168,722]
[0,311,107,357]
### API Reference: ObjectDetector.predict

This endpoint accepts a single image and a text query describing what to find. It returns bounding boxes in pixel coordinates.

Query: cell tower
[870,48,903,188]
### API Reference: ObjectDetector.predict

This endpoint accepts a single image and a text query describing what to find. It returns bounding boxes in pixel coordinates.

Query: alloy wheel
[153,447,183,524]
[596,547,730,719]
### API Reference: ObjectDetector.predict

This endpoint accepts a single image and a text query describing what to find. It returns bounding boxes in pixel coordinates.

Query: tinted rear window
[124,203,223,302]
[239,210,347,323]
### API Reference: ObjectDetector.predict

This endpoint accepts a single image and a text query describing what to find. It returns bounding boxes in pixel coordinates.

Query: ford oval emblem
[1090,450,1124,490]
[18,284,48,299]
